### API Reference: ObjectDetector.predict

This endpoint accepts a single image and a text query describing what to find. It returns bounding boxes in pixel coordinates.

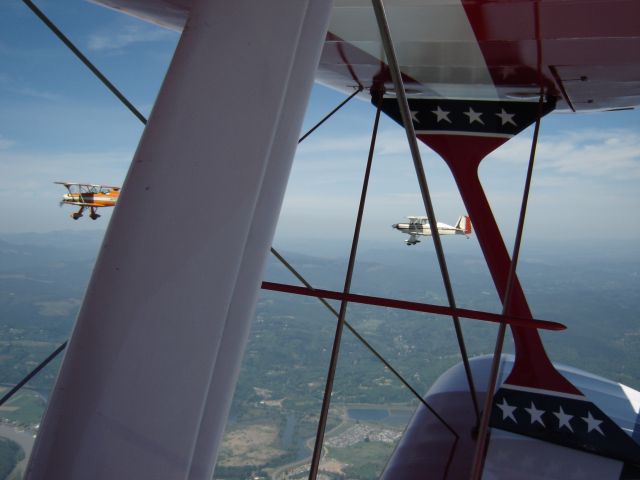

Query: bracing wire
[23,0,364,136]
[470,1,547,473]
[22,0,148,125]
[371,0,480,421]
[299,87,363,143]
[0,342,67,407]
[309,98,382,480]
[469,92,547,479]
[270,248,458,438]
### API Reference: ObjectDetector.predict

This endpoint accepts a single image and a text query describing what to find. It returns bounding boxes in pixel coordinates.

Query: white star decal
[554,406,574,432]
[464,107,484,125]
[496,398,517,423]
[410,110,420,123]
[431,106,451,124]
[581,411,604,435]
[496,108,517,126]
[525,401,545,427]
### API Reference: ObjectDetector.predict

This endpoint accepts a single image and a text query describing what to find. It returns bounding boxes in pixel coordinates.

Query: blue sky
[1,0,639,259]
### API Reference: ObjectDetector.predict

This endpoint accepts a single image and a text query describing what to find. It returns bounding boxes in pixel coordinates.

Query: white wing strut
[26,0,333,479]
[186,1,335,478]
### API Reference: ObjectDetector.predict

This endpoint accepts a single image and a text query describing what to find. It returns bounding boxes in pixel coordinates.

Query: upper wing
[54,181,120,192]
[90,0,640,112]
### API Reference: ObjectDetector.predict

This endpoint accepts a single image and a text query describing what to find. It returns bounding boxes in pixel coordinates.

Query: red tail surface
[463,215,472,235]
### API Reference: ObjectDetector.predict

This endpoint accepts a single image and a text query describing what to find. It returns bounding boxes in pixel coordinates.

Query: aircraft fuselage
[393,216,471,245]
[392,222,465,236]
[61,192,118,208]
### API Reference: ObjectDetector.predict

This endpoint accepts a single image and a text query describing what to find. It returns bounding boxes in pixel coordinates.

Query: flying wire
[298,87,363,143]
[23,0,364,136]
[22,0,148,125]
[371,0,480,421]
[308,97,382,480]
[470,1,548,474]
[469,92,547,479]
[270,248,458,438]
[0,342,67,407]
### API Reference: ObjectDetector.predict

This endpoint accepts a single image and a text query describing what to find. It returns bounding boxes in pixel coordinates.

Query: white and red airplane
[393,215,472,245]
[17,1,640,479]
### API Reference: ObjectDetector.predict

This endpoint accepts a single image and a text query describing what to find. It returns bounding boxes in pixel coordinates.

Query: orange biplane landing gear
[71,207,85,220]
[89,208,100,220]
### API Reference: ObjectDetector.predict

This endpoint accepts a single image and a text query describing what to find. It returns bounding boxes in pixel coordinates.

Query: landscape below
[0,231,638,479]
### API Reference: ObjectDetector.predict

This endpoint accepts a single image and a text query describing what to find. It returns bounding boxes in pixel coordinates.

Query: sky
[1,0,639,260]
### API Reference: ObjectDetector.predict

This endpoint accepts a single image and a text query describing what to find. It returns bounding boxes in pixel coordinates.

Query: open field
[218,423,286,467]
[0,391,46,427]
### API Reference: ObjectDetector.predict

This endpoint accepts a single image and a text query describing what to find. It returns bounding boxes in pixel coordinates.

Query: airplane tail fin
[455,215,472,235]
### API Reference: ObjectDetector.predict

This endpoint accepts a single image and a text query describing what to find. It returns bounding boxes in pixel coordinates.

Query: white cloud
[87,22,176,52]
[541,130,640,180]
[489,128,640,180]
[9,86,61,102]
[297,129,413,157]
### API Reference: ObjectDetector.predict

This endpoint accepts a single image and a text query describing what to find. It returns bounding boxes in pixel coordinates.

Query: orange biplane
[55,181,120,220]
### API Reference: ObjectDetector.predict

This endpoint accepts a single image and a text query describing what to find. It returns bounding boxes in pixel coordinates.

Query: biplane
[55,182,120,220]
[11,0,640,479]
[393,215,472,245]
